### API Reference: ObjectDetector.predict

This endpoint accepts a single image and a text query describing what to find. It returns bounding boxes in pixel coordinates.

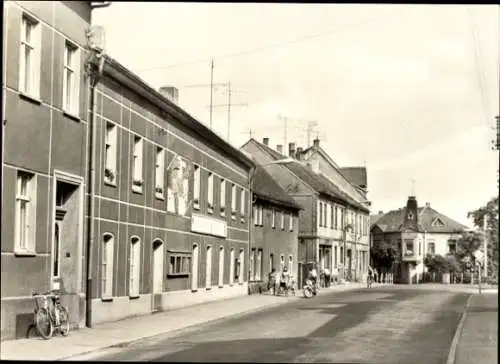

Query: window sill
[193,205,200,211]
[19,92,41,105]
[132,185,143,194]
[206,287,212,291]
[155,193,165,200]
[167,273,189,278]
[218,285,224,288]
[14,251,36,257]
[63,110,81,122]
[191,289,198,293]
[101,297,113,302]
[129,295,140,300]
[104,179,117,188]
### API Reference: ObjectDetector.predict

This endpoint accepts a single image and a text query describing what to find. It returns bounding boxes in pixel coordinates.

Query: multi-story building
[1,1,255,340]
[249,164,301,290]
[370,196,468,283]
[241,138,370,287]
[1,0,109,341]
[296,138,371,281]
[85,54,254,325]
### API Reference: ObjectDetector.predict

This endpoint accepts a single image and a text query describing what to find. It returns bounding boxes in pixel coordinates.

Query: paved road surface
[88,287,469,363]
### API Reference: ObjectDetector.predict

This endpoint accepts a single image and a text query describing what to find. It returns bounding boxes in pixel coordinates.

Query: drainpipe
[85,49,105,328]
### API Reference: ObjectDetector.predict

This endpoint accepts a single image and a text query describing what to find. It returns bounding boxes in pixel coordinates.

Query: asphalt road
[92,287,470,363]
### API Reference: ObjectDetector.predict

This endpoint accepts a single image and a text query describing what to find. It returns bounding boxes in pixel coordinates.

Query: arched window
[102,233,114,299]
[129,236,141,297]
[218,246,224,287]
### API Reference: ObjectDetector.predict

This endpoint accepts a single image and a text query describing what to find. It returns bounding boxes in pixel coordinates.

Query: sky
[92,3,499,228]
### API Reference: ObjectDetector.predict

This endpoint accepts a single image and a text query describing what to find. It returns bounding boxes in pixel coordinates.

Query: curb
[446,294,473,364]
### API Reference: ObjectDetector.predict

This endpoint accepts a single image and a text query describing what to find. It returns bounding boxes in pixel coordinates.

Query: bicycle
[32,290,70,339]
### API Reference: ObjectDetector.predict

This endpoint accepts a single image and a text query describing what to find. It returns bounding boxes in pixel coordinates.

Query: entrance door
[152,240,164,312]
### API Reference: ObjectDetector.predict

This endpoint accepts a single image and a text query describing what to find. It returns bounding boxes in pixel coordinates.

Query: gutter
[85,49,105,328]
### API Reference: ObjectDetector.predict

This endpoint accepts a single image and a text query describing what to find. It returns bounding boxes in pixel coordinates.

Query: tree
[468,196,499,279]
[455,231,483,263]
[424,254,460,274]
[371,240,400,281]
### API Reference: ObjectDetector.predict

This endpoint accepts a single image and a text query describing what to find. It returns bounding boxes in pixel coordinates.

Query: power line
[137,8,404,73]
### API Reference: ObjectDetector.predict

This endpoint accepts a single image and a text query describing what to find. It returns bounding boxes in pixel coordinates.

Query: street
[87,287,470,363]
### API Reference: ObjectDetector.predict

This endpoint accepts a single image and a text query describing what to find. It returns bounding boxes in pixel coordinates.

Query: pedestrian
[268,268,276,295]
[324,268,331,288]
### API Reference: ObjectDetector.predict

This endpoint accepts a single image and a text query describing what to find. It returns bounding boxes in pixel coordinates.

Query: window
[324,204,327,227]
[169,253,191,275]
[240,189,245,222]
[340,208,344,229]
[191,244,199,290]
[104,122,117,185]
[218,246,224,287]
[448,240,457,254]
[253,206,258,226]
[319,202,323,227]
[340,246,344,264]
[335,206,339,229]
[334,246,338,268]
[101,234,114,299]
[280,254,285,270]
[229,248,235,285]
[63,41,80,115]
[155,147,165,198]
[289,213,294,231]
[258,206,263,226]
[193,165,200,210]
[231,184,236,220]
[207,172,214,213]
[280,211,285,230]
[272,209,276,229]
[132,136,143,192]
[250,248,255,281]
[15,171,36,253]
[19,15,41,98]
[129,237,141,297]
[404,240,414,257]
[269,253,274,273]
[330,205,334,229]
[432,217,445,227]
[326,203,330,228]
[238,249,244,284]
[256,249,263,281]
[206,246,212,289]
[428,241,436,255]
[220,179,226,216]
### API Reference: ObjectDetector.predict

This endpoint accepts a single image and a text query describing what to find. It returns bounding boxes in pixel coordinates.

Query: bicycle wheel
[57,305,70,336]
[35,308,53,340]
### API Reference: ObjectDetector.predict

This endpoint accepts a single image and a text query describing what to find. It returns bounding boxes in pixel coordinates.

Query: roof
[253,166,302,210]
[245,139,369,213]
[98,54,255,171]
[371,205,468,233]
[340,167,367,188]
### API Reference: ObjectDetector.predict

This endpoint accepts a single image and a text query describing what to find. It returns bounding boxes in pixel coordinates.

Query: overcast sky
[92,3,499,227]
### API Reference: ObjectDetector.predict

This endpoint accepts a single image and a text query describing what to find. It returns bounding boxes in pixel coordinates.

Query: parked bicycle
[32,290,70,339]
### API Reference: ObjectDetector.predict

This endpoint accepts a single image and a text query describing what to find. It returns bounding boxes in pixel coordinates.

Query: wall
[251,201,299,281]
[1,0,90,341]
[88,73,251,325]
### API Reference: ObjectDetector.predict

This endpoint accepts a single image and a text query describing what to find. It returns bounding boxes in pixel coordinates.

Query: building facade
[86,55,254,325]
[370,196,467,284]
[241,138,370,287]
[1,1,255,340]
[1,0,97,341]
[249,165,301,291]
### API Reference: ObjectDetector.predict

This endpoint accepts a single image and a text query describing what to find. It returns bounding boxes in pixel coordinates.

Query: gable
[431,217,445,227]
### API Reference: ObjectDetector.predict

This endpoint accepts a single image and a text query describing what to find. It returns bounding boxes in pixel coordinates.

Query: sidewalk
[0,282,365,361]
[453,293,498,364]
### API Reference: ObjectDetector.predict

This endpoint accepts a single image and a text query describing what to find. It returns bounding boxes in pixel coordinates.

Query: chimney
[276,144,283,155]
[288,142,296,157]
[378,210,383,215]
[313,138,320,147]
[425,202,430,207]
[263,137,269,146]
[159,86,179,104]
[296,147,303,160]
